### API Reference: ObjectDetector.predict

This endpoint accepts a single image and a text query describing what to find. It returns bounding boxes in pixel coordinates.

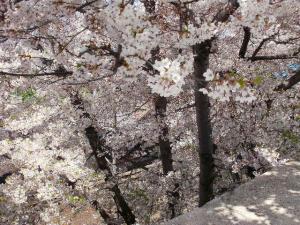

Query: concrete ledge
[164,161,300,225]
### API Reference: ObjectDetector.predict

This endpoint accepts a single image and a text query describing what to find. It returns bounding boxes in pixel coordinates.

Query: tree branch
[250,47,300,61]
[239,26,251,58]
[175,102,195,112]
[250,35,276,60]
[213,0,239,23]
[0,69,72,78]
[76,0,100,12]
[274,70,300,91]
[116,150,159,172]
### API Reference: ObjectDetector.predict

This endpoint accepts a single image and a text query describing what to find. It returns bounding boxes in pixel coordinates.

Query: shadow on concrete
[164,161,300,225]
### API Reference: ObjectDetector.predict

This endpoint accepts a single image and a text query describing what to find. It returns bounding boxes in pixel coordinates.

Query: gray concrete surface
[164,161,300,225]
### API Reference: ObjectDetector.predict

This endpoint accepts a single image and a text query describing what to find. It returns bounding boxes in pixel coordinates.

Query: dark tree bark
[190,0,240,207]
[142,0,178,217]
[274,70,300,91]
[85,126,110,172]
[142,0,156,13]
[85,125,136,225]
[116,149,159,172]
[193,40,215,207]
[154,95,180,219]
[141,0,174,176]
[154,95,174,175]
[213,0,240,23]
[85,126,136,225]
[112,185,136,225]
[70,92,136,225]
[0,172,13,184]
[239,27,251,58]
[92,201,118,225]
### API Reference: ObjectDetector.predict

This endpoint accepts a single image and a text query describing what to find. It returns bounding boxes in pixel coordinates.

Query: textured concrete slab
[164,161,300,225]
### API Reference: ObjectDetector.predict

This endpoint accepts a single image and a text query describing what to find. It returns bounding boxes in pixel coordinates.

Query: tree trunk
[193,40,214,207]
[112,185,136,225]
[143,0,178,217]
[85,125,136,225]
[155,95,180,219]
[154,95,174,175]
[85,126,110,172]
[70,92,136,225]
[239,26,251,58]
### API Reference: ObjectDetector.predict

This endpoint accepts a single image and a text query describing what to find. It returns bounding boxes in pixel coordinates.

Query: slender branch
[118,99,151,120]
[273,37,300,45]
[76,0,100,12]
[62,73,113,85]
[116,150,159,172]
[0,21,52,36]
[182,0,199,5]
[250,36,274,59]
[247,31,300,62]
[175,102,195,112]
[0,69,72,78]
[250,47,300,61]
[269,0,285,5]
[57,27,88,55]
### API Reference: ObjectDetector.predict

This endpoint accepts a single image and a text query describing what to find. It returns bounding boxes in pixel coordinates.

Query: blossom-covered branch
[275,70,300,91]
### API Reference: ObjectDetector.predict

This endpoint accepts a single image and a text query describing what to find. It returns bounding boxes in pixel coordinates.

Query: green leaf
[237,78,246,89]
[128,188,149,202]
[228,70,239,78]
[253,75,264,85]
[282,130,299,144]
[0,196,6,203]
[9,115,17,120]
[13,87,37,102]
[76,63,83,68]
[67,195,85,204]
[21,88,36,102]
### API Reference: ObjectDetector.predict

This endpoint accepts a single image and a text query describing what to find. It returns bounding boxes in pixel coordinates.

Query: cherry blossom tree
[0,0,299,224]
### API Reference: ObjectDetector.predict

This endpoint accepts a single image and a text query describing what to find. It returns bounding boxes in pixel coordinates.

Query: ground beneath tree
[164,160,300,225]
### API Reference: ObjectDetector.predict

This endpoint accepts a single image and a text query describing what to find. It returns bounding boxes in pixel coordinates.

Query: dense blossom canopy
[0,0,299,224]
